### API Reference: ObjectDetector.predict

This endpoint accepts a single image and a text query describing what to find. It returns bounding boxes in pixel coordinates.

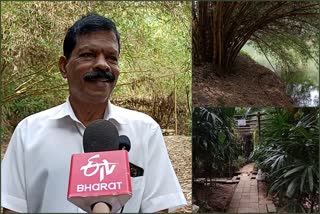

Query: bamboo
[218,2,222,67]
[174,72,177,135]
[213,2,216,64]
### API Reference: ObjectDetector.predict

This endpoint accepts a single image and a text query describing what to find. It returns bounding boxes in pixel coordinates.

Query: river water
[242,44,319,107]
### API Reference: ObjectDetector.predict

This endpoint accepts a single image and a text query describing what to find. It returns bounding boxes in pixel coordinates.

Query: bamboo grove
[192,1,319,71]
[1,1,192,138]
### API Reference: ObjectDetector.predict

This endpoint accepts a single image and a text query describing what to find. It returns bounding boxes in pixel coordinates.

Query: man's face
[59,30,120,104]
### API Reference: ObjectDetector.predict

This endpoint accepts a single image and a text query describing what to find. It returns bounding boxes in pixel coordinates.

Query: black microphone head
[83,119,119,153]
[119,135,131,151]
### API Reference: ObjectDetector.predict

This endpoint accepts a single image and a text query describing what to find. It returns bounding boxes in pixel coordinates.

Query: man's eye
[109,56,118,63]
[80,53,95,58]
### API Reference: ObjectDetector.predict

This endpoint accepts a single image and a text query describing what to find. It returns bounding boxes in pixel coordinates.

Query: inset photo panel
[192,1,319,107]
[192,106,319,213]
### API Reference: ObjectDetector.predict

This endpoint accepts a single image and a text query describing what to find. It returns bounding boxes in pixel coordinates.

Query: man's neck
[69,97,108,127]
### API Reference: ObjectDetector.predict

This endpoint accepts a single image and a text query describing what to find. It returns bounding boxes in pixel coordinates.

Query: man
[1,13,187,213]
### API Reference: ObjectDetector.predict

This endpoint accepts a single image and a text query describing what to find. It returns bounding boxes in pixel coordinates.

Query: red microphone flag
[67,150,132,212]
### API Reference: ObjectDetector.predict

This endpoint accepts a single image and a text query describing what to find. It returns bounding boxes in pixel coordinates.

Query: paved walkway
[227,163,276,213]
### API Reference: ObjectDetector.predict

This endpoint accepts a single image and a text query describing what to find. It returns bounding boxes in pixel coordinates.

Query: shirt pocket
[131,176,144,191]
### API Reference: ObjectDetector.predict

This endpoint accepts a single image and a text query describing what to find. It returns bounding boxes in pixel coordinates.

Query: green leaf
[286,177,299,198]
[307,166,314,192]
[284,165,304,178]
[300,168,308,192]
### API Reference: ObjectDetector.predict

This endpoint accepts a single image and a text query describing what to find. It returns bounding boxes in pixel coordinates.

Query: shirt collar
[105,100,127,125]
[48,97,76,121]
[49,97,127,125]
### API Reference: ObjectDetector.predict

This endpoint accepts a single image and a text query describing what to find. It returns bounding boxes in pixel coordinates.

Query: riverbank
[193,54,294,107]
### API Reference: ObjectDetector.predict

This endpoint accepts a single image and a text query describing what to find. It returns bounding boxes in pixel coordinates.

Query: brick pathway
[227,164,276,213]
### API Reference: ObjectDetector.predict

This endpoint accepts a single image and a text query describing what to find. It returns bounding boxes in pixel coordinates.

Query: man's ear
[58,56,68,79]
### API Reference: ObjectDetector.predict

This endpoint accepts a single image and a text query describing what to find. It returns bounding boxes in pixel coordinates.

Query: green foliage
[1,2,191,137]
[239,50,253,60]
[252,108,319,212]
[251,2,320,77]
[233,156,247,170]
[234,107,248,116]
[192,107,242,206]
[192,107,241,179]
[252,128,259,145]
[194,1,319,76]
[247,31,319,105]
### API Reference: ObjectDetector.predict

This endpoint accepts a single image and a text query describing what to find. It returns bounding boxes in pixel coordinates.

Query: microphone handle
[92,202,111,213]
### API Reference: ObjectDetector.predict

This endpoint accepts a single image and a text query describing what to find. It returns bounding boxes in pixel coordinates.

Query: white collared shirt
[1,98,187,213]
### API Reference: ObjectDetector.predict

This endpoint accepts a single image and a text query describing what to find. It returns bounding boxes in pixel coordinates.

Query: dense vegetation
[1,1,192,142]
[192,1,319,106]
[193,107,241,181]
[193,107,319,213]
[192,107,243,208]
[253,108,319,213]
[193,1,319,72]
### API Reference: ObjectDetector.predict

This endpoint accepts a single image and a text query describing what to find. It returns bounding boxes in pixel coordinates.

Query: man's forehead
[74,31,119,51]
[76,30,117,42]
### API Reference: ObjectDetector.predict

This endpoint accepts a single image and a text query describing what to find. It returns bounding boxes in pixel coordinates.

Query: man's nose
[94,54,110,71]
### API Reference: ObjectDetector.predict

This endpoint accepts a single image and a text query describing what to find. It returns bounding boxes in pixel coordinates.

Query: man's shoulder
[18,103,65,127]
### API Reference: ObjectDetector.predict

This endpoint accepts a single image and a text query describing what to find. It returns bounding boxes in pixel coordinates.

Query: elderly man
[1,13,187,213]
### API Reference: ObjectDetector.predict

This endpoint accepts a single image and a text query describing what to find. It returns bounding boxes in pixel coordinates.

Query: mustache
[83,69,115,82]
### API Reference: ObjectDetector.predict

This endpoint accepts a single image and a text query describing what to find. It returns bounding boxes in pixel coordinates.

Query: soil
[193,182,237,212]
[193,54,294,107]
[164,135,192,213]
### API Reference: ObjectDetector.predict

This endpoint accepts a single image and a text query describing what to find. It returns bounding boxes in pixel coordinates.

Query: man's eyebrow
[77,45,118,55]
[77,45,95,53]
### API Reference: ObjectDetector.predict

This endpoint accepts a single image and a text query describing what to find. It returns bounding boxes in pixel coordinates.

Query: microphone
[119,135,144,178]
[119,135,131,151]
[67,119,132,213]
[83,119,119,152]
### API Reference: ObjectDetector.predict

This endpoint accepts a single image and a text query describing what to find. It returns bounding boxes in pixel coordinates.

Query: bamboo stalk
[174,72,177,135]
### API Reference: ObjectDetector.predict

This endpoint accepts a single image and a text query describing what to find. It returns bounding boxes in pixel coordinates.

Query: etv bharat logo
[80,154,118,182]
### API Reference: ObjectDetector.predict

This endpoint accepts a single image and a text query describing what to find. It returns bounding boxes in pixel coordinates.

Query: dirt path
[193,54,294,107]
[164,135,192,213]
